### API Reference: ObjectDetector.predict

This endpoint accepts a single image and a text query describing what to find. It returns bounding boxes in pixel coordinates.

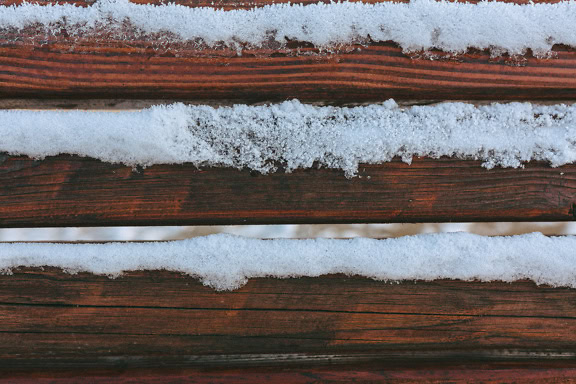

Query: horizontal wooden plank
[6,362,576,383]
[1,34,575,103]
[2,269,576,373]
[0,155,575,226]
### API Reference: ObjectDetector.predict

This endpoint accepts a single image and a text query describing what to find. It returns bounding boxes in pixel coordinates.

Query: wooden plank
[0,155,574,226]
[2,268,576,372]
[1,42,574,103]
[0,7,575,102]
[6,362,576,383]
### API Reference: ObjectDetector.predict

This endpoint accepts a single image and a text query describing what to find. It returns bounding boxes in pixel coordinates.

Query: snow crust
[1,0,576,55]
[1,232,575,290]
[2,100,576,176]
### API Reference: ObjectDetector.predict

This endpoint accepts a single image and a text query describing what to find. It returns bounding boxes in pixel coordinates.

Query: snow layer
[2,100,576,176]
[1,0,576,55]
[1,232,575,290]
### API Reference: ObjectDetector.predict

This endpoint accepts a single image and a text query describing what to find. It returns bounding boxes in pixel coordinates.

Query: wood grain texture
[2,269,576,375]
[0,155,575,226]
[6,363,576,383]
[0,14,575,102]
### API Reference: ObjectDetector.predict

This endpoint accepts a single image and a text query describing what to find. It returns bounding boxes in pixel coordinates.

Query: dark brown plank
[1,30,576,102]
[0,155,575,226]
[2,269,576,372]
[6,362,576,383]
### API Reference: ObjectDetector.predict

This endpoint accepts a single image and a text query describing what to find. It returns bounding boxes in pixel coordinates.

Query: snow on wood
[1,0,576,55]
[1,232,575,290]
[1,100,576,176]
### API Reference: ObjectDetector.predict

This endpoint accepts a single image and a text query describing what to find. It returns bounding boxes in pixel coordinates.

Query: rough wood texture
[6,363,576,383]
[0,155,575,226]
[2,269,576,377]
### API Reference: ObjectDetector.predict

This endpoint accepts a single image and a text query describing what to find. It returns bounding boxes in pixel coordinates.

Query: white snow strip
[1,0,576,55]
[2,100,576,176]
[1,232,575,290]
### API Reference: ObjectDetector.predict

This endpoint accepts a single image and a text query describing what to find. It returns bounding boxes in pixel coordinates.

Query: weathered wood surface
[6,363,576,383]
[0,0,574,102]
[0,155,574,226]
[1,269,576,375]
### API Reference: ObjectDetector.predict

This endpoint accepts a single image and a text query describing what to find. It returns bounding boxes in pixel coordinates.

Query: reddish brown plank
[1,36,575,102]
[2,269,576,372]
[6,362,576,383]
[0,155,575,226]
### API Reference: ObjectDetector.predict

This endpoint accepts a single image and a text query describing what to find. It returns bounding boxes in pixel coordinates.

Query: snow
[2,100,576,176]
[1,232,575,290]
[1,0,576,55]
